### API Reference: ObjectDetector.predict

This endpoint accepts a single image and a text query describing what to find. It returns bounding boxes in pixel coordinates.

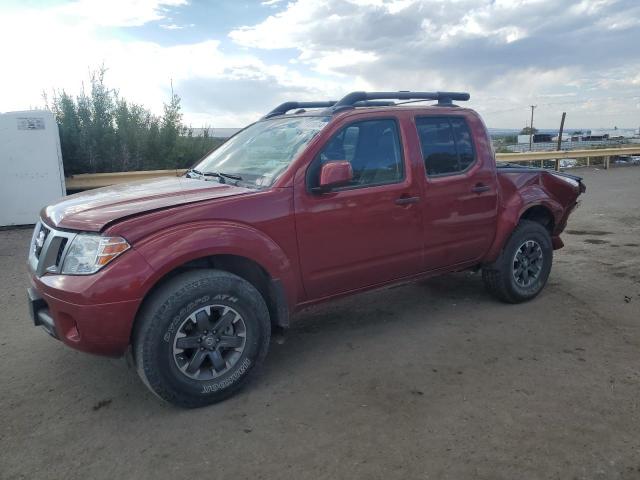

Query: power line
[482,95,640,114]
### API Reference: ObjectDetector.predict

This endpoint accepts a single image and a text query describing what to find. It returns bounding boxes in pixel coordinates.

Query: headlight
[61,235,130,275]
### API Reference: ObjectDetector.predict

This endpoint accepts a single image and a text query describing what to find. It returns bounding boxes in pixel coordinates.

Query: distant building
[590,128,636,139]
[504,126,637,152]
[581,134,608,141]
[517,133,553,144]
[535,133,553,143]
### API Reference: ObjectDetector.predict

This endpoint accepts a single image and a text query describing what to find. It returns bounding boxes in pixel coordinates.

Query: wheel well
[520,205,554,233]
[137,255,289,335]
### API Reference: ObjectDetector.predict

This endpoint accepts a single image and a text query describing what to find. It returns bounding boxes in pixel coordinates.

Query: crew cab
[27,91,585,407]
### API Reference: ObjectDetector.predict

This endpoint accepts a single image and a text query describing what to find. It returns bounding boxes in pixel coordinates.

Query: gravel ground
[1,166,639,480]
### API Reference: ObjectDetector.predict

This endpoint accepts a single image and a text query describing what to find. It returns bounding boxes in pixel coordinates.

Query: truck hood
[42,176,252,231]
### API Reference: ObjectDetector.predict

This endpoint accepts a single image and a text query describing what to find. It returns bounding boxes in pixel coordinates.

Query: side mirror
[316,161,353,192]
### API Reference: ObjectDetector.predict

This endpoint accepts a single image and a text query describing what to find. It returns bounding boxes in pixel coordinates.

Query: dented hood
[42,176,251,231]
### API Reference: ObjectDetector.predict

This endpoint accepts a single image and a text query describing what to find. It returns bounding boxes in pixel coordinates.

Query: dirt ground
[1,166,639,480]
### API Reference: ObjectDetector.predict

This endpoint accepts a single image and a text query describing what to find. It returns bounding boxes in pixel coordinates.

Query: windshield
[191,116,330,188]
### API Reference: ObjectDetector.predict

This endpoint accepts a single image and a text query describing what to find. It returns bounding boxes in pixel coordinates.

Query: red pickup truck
[27,91,585,407]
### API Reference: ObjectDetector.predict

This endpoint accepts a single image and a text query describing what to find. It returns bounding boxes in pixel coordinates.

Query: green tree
[144,117,162,170]
[159,88,183,169]
[89,66,116,171]
[52,90,82,174]
[51,67,222,175]
[76,86,94,172]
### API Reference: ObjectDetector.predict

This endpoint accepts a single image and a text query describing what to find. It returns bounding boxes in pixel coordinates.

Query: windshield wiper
[213,171,243,181]
[187,169,243,183]
[186,168,213,178]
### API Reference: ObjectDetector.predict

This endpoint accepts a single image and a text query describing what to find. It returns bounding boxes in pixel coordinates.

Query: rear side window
[416,117,475,176]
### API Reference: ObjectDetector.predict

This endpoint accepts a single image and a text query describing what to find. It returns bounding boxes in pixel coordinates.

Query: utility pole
[555,112,566,171]
[556,112,566,150]
[529,105,537,151]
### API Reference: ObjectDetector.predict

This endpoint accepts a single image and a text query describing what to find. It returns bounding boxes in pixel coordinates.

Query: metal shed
[0,110,66,226]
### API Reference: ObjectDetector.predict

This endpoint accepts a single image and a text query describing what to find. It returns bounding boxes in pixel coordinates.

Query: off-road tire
[482,220,553,303]
[133,269,270,408]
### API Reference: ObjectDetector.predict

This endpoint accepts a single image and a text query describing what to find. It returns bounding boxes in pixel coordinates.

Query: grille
[55,238,68,266]
[29,222,77,276]
[34,224,50,259]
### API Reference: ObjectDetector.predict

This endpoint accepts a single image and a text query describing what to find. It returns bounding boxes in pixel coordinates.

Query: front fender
[133,221,299,308]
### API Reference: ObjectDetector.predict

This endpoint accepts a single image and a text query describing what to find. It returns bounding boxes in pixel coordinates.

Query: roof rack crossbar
[333,91,470,110]
[264,101,337,119]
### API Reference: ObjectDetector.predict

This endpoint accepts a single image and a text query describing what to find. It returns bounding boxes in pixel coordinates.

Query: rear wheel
[133,269,270,408]
[482,220,553,303]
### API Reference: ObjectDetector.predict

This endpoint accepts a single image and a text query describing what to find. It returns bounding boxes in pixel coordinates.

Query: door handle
[471,183,490,194]
[395,196,420,206]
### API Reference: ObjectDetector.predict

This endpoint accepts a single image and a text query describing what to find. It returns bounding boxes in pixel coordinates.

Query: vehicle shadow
[38,272,493,412]
[259,271,492,378]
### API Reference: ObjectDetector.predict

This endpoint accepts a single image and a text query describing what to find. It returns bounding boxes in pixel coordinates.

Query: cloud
[0,1,298,125]
[0,2,223,117]
[56,0,188,27]
[229,0,640,127]
[178,76,309,125]
[1,0,638,128]
[0,0,350,126]
[159,23,195,30]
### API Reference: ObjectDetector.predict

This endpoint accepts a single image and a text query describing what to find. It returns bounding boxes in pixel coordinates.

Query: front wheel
[482,220,553,303]
[133,270,270,408]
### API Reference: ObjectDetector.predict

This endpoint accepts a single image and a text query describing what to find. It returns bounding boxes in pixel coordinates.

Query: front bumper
[28,275,143,357]
[28,287,58,338]
[27,242,155,357]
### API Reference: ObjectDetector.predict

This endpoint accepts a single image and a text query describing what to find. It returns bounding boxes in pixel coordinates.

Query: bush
[50,67,224,175]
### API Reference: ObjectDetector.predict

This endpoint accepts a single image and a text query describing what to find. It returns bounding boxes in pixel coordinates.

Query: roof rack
[263,91,470,118]
[331,91,470,112]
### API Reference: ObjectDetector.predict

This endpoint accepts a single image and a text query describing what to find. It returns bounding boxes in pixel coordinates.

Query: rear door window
[416,117,476,176]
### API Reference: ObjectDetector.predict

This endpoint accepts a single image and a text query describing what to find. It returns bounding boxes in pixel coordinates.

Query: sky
[1,0,639,129]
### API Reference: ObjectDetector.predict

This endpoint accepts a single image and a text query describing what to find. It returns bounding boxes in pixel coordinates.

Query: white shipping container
[0,110,66,226]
